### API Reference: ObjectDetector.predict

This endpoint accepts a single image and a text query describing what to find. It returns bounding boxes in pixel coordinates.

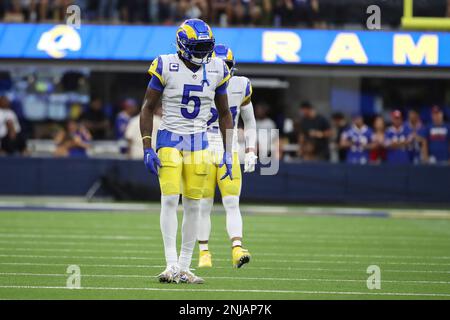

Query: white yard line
[0,261,449,274]
[0,285,448,297]
[0,233,448,247]
[0,233,155,240]
[0,229,448,243]
[0,262,164,268]
[1,253,450,266]
[0,240,448,260]
[1,246,450,261]
[0,239,162,248]
[0,272,449,285]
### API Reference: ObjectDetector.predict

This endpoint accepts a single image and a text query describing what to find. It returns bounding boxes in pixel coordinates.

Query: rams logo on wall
[37,25,81,59]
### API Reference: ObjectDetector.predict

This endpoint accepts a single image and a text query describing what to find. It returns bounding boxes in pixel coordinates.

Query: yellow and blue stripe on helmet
[176,19,215,66]
[212,44,236,76]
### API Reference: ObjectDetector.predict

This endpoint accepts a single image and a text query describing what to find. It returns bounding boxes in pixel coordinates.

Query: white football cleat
[177,270,205,284]
[157,265,180,283]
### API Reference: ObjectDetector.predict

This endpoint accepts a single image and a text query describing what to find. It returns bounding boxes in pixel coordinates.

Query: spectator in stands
[157,0,176,24]
[3,0,25,22]
[292,0,322,28]
[115,98,138,140]
[97,0,119,22]
[369,115,387,164]
[237,0,269,26]
[210,0,232,26]
[255,102,277,158]
[0,95,27,155]
[330,111,348,162]
[80,97,110,140]
[273,0,295,26]
[176,0,209,22]
[421,105,450,164]
[339,113,373,165]
[119,0,149,23]
[35,0,75,22]
[406,109,424,164]
[384,110,412,164]
[125,103,162,159]
[54,119,91,157]
[298,101,331,161]
[116,98,138,155]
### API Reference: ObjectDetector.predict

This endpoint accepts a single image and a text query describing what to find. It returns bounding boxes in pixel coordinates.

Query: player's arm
[215,61,234,180]
[216,93,233,144]
[240,79,256,153]
[140,87,161,148]
[241,102,257,146]
[140,57,164,175]
[215,92,234,179]
[140,86,162,175]
[240,79,258,173]
[214,92,232,181]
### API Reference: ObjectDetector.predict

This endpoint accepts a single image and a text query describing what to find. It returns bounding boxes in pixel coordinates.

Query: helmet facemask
[178,37,215,65]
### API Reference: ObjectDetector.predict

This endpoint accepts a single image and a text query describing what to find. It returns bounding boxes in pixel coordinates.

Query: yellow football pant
[157,147,211,200]
[203,152,242,199]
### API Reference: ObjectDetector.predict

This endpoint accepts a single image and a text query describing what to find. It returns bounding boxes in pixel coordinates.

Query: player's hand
[244,151,258,173]
[219,151,233,180]
[143,148,161,176]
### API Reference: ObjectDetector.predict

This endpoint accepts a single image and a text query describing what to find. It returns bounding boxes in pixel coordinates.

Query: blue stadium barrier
[1,157,449,205]
[0,23,448,67]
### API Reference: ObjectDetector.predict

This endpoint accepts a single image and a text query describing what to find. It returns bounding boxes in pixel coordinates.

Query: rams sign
[261,30,441,66]
[0,23,448,67]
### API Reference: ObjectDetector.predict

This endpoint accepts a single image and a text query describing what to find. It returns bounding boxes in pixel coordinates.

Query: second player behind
[197,44,258,269]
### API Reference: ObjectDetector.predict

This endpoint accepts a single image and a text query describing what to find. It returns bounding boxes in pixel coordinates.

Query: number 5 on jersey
[181,84,203,119]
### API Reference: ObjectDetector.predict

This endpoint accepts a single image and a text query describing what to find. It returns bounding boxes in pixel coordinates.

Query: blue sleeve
[215,80,228,95]
[148,75,164,92]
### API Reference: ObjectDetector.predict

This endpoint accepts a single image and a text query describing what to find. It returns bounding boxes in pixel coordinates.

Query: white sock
[198,198,213,250]
[222,196,243,240]
[160,194,180,267]
[179,196,200,271]
[232,240,242,247]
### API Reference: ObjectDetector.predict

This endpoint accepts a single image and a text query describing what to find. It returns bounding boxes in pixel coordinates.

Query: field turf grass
[0,209,449,300]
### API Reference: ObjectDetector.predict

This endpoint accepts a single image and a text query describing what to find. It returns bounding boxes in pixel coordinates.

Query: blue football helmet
[212,44,236,76]
[176,19,215,65]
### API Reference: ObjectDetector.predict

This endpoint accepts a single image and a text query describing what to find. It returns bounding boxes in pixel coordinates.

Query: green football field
[0,208,449,300]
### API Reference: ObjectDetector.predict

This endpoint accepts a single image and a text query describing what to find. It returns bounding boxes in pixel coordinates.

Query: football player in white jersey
[197,44,258,268]
[139,19,234,284]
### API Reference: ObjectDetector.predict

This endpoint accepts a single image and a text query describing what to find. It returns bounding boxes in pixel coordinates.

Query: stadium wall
[1,157,449,206]
[1,23,449,67]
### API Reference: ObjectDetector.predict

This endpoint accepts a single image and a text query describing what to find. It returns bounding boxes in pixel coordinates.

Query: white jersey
[148,54,230,135]
[207,76,252,152]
